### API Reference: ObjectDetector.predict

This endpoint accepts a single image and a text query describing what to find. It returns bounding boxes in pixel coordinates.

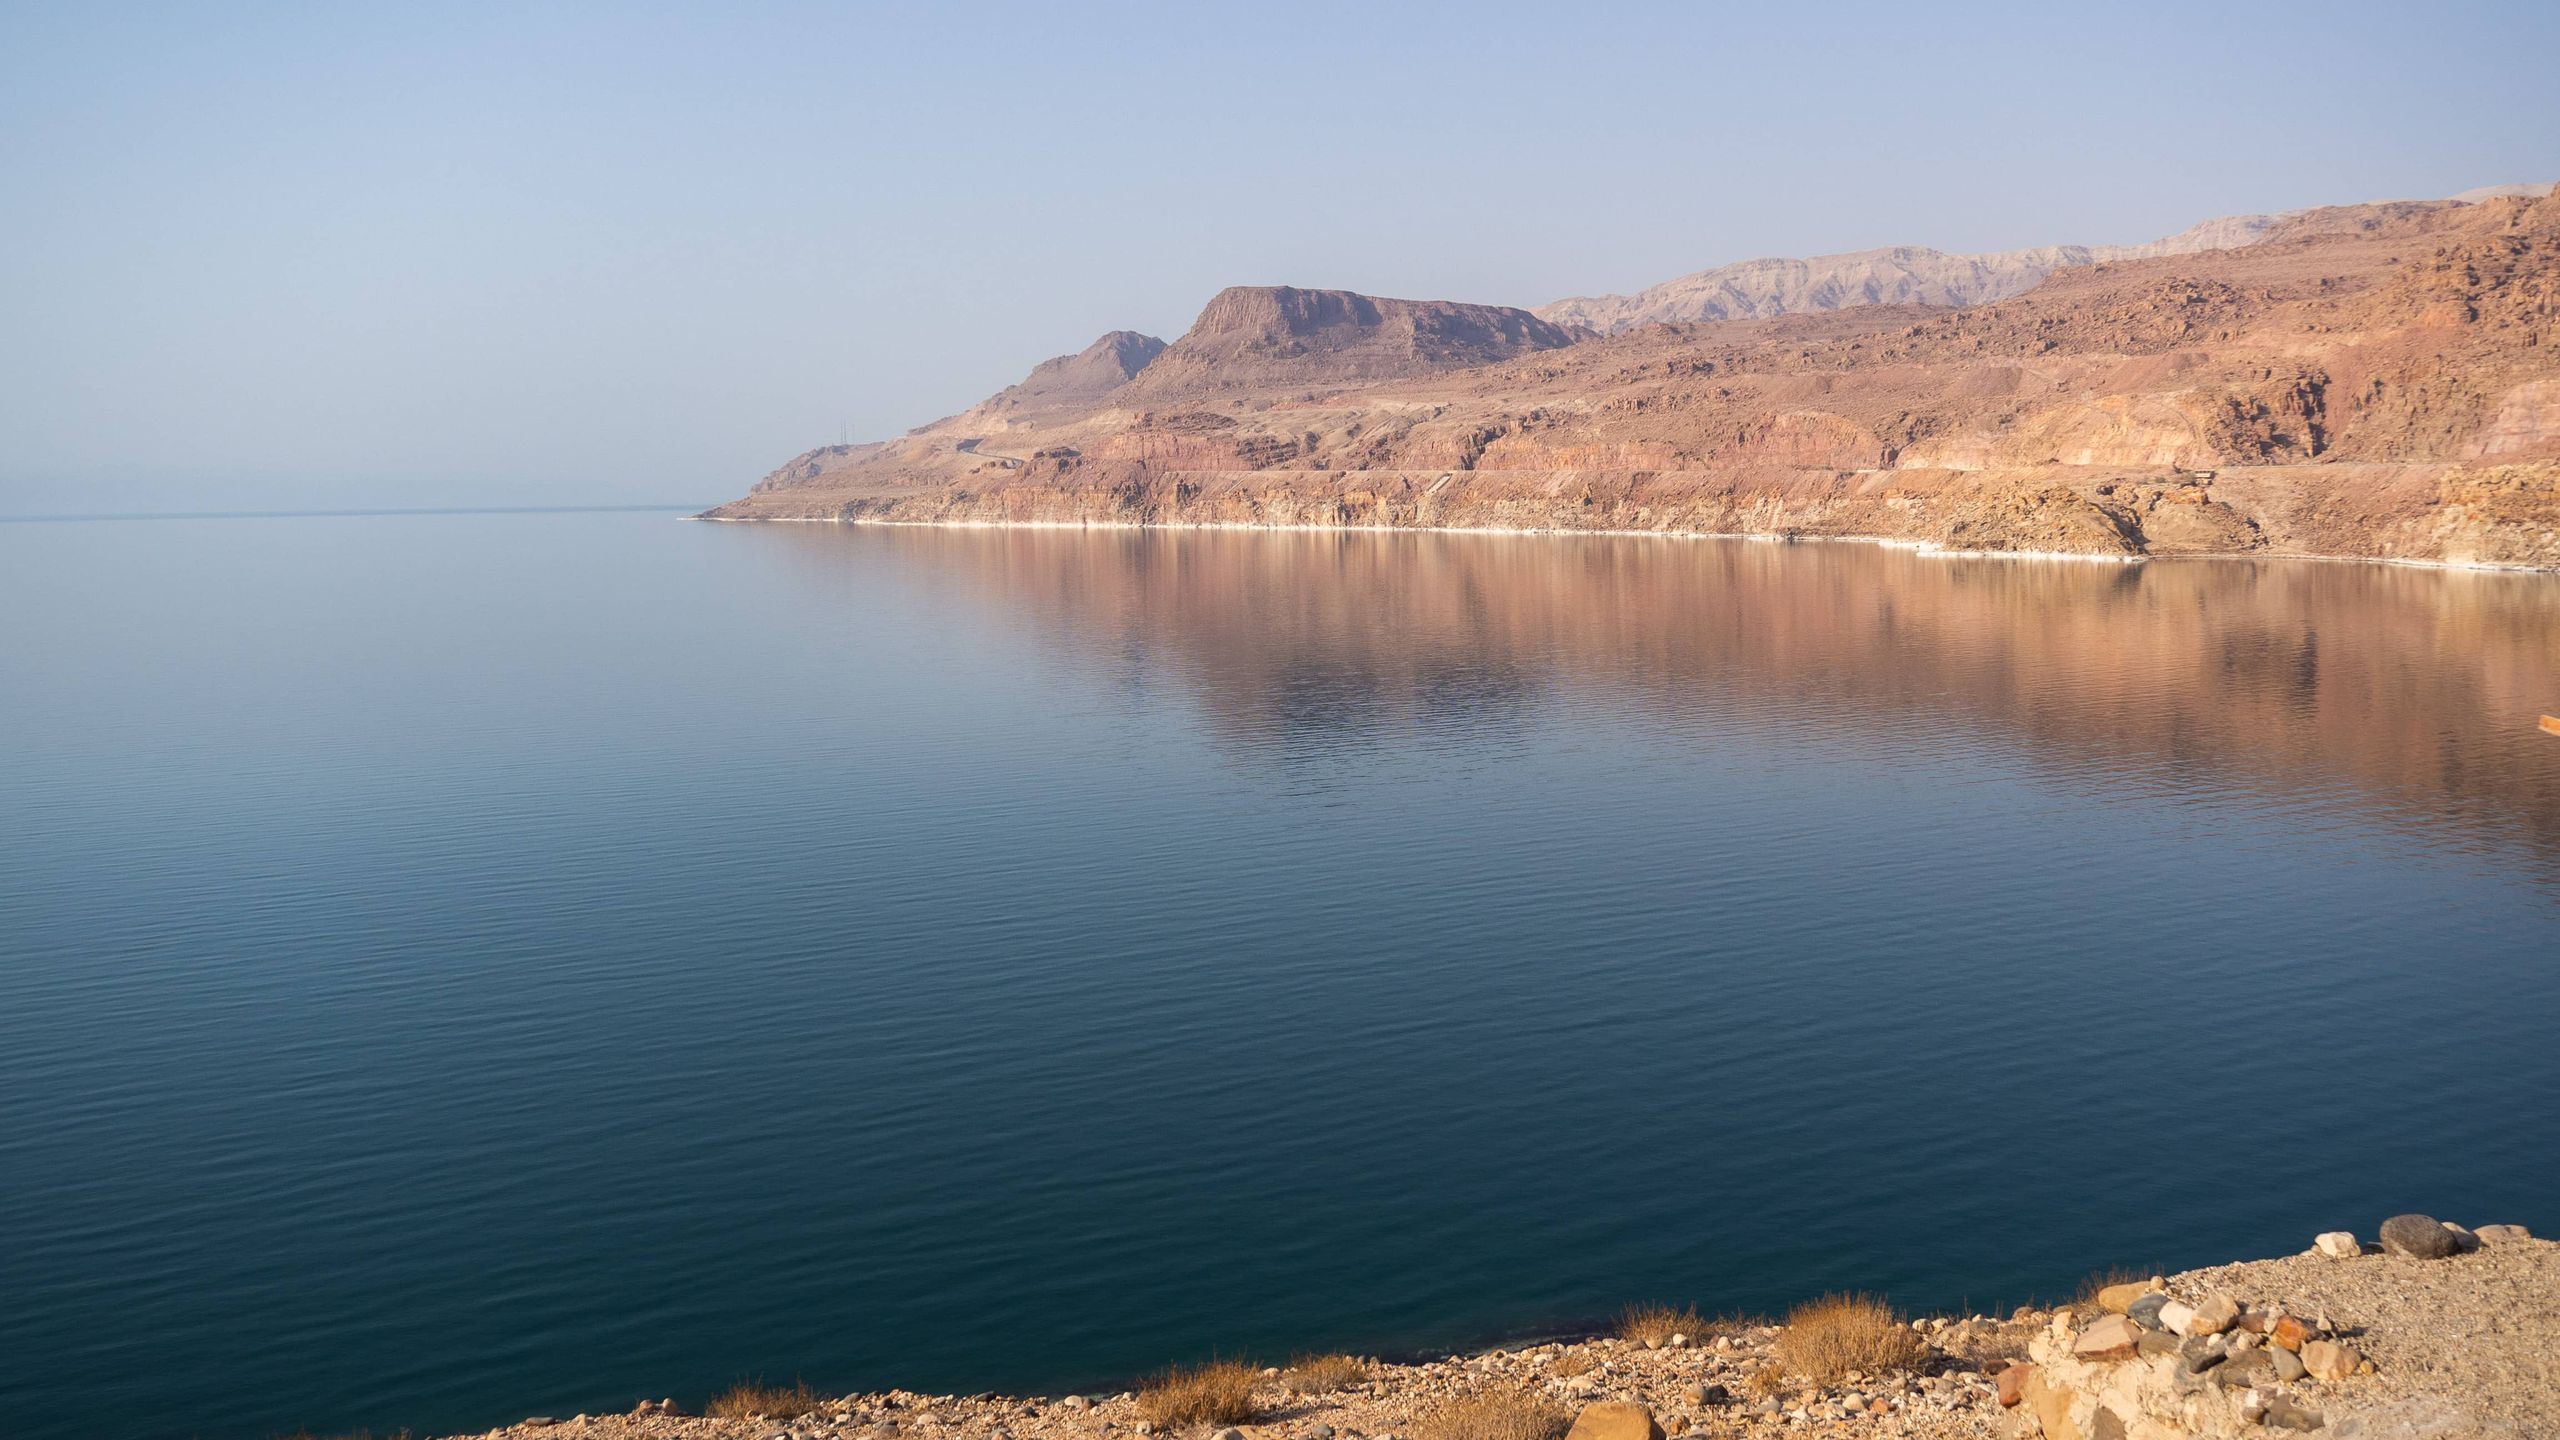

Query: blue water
[4,512,2556,1440]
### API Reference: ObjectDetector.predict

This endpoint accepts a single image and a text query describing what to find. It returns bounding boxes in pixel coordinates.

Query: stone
[1308,1428,1334,1440]
[2266,1398,2326,1431]
[1995,1363,2031,1408]
[2379,1213,2459,1259]
[2023,1369,2084,1440]
[2136,1331,2184,1361]
[1563,1401,1664,1440]
[2234,1389,2271,1425]
[2314,1231,2361,1258]
[2272,1315,2319,1351]
[2213,1350,2276,1390]
[2271,1345,2307,1383]
[1059,1396,1090,1412]
[2475,1223,2533,1245]
[2441,1222,2481,1253]
[2093,1281,2150,1313]
[2178,1335,2229,1374]
[2301,1340,2361,1382]
[2125,1292,2172,1330]
[2073,1314,2143,1360]
[2157,1300,2197,1336]
[1214,1429,1245,1440]
[2188,1294,2241,1336]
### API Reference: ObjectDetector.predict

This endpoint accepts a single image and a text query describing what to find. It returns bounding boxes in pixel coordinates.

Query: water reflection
[765,524,2560,867]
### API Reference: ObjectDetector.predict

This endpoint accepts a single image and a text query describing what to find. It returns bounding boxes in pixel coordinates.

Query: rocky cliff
[711,191,2560,569]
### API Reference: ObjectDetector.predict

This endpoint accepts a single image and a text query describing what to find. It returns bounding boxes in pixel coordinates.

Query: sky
[3,1,2556,513]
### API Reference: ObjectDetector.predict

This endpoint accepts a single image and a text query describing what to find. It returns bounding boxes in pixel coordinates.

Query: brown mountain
[1122,285,1579,395]
[994,330,1167,410]
[708,191,2560,568]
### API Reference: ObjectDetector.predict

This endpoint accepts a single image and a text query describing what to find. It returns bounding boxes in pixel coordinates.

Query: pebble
[2475,1222,2533,1245]
[2125,1292,2172,1329]
[2441,1222,2483,1254]
[2157,1299,2198,1336]
[1057,1397,1088,1412]
[2314,1231,2361,1258]
[2271,1345,2307,1383]
[2379,1213,2459,1259]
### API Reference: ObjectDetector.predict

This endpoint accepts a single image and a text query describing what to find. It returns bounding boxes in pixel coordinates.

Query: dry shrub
[706,1379,827,1420]
[1617,1303,1705,1346]
[1283,1352,1370,1393]
[1774,1294,1928,1384]
[1411,1391,1570,1440]
[1136,1360,1263,1429]
[1548,1348,1597,1379]
[1743,1364,1787,1400]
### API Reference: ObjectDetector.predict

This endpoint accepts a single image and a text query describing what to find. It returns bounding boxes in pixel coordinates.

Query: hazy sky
[5,1,2556,512]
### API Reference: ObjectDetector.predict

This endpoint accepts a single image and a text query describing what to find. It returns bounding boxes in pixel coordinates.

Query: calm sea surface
[4,512,2557,1440]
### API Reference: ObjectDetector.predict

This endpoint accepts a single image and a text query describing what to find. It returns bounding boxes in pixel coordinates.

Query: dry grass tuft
[1136,1360,1263,1429]
[706,1379,828,1420]
[1616,1302,1706,1346]
[1774,1294,1928,1384]
[1283,1352,1370,1393]
[1548,1349,1597,1379]
[1743,1365,1788,1401]
[1411,1391,1571,1440]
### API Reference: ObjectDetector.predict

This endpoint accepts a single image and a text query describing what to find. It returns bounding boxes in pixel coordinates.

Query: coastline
[439,1221,2553,1440]
[686,511,2560,576]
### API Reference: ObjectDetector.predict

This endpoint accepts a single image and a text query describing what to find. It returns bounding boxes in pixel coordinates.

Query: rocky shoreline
[440,1217,2549,1440]
[697,462,2560,574]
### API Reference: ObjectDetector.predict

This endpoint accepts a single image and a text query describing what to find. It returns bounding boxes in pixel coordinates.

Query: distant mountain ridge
[1533,187,2557,334]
